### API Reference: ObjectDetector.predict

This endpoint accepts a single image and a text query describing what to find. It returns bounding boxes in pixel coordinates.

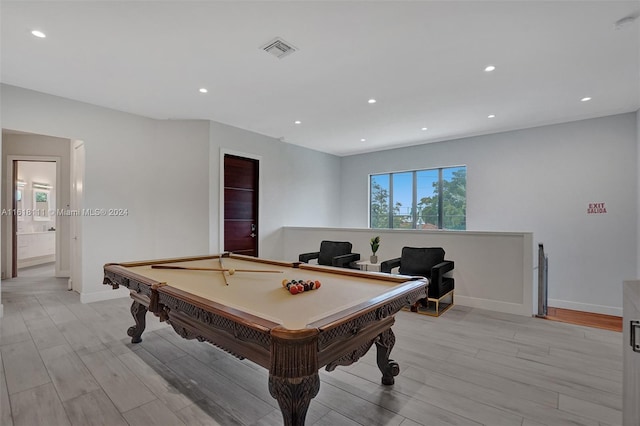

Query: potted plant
[370,235,380,263]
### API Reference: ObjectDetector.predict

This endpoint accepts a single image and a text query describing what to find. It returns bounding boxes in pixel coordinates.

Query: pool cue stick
[218,257,230,285]
[150,265,283,273]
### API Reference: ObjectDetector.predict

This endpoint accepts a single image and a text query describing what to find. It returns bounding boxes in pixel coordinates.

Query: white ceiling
[2,1,639,156]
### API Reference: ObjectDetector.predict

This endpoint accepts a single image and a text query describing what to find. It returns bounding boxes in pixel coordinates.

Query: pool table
[103,253,427,426]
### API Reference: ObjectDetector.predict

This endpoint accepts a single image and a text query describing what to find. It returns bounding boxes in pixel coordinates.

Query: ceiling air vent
[261,37,297,59]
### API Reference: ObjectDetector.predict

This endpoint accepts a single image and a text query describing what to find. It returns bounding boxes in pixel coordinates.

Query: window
[370,166,466,230]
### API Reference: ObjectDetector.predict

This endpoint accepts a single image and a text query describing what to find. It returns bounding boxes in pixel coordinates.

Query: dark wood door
[224,154,258,256]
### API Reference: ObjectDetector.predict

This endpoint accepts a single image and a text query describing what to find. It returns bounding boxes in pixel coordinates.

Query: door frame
[219,148,262,256]
[5,155,61,278]
[69,140,84,293]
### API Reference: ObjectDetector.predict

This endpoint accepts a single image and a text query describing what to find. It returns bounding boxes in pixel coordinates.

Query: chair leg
[407,291,454,317]
[432,290,454,316]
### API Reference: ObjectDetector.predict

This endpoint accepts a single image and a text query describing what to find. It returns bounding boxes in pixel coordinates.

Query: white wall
[208,121,342,259]
[1,85,211,303]
[1,84,343,307]
[2,83,635,317]
[340,113,638,316]
[1,134,70,277]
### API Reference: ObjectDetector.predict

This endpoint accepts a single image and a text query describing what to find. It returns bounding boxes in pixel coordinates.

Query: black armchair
[299,240,361,269]
[380,247,454,316]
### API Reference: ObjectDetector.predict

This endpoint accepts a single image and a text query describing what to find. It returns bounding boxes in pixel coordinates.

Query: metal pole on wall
[536,243,548,318]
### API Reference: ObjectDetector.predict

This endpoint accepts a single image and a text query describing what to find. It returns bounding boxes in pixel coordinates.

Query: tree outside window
[370,166,466,230]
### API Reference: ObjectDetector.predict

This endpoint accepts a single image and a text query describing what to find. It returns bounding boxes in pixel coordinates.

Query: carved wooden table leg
[268,374,320,426]
[127,300,147,344]
[375,328,400,385]
[269,327,320,426]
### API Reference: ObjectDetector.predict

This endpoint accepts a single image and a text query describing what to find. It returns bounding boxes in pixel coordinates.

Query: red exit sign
[587,202,607,214]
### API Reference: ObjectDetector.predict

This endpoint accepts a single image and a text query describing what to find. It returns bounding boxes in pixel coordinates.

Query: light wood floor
[0,274,623,426]
[545,307,623,332]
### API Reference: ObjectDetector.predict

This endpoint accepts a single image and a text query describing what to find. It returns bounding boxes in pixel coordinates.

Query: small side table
[357,260,381,272]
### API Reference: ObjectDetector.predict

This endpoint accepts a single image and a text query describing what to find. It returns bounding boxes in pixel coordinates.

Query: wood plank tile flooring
[545,307,623,332]
[1,275,623,425]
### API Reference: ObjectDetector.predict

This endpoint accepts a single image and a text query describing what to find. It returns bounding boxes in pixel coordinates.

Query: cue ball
[228,268,235,275]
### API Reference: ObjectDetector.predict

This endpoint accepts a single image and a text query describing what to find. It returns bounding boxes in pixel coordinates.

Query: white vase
[370,255,378,264]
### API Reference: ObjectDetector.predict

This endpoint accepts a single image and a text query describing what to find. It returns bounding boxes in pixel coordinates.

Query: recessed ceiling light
[488,114,496,119]
[484,65,496,72]
[199,88,208,93]
[294,120,301,124]
[360,138,366,142]
[421,127,428,131]
[581,97,592,102]
[31,30,46,38]
[367,99,376,104]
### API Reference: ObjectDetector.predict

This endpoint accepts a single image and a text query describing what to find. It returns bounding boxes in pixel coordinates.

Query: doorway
[9,159,58,278]
[221,152,260,256]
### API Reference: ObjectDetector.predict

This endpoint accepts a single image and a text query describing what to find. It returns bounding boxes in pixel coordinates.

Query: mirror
[33,189,51,221]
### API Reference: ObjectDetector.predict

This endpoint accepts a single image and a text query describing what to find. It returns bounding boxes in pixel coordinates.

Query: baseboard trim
[80,287,129,304]
[548,298,622,317]
[56,269,70,278]
[456,295,532,316]
[18,255,56,269]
